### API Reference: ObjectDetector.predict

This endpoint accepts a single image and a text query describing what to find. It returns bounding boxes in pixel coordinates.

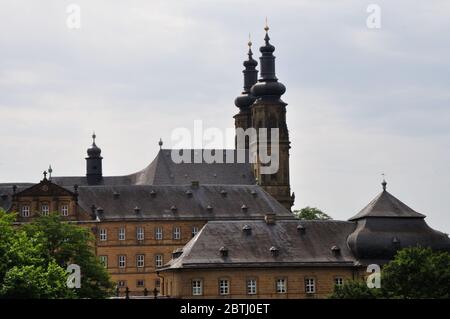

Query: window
[136,254,145,268]
[118,227,126,241]
[192,279,203,296]
[118,255,126,268]
[41,204,49,216]
[21,205,30,218]
[219,279,230,295]
[276,278,287,293]
[247,279,257,295]
[155,254,163,268]
[117,280,126,288]
[155,227,163,240]
[99,255,108,268]
[99,228,107,241]
[137,227,145,241]
[305,278,316,294]
[335,277,344,287]
[192,226,199,237]
[136,280,145,288]
[60,204,69,216]
[173,227,181,240]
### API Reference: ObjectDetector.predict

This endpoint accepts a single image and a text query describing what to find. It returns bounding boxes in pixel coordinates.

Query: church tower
[234,39,258,149]
[249,25,294,211]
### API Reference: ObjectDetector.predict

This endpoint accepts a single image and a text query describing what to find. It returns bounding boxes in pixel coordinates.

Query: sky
[0,0,449,233]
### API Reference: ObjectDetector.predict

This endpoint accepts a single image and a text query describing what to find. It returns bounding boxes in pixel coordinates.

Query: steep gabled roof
[349,190,425,221]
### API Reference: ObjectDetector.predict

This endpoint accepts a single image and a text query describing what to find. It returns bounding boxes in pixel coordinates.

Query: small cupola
[86,132,103,185]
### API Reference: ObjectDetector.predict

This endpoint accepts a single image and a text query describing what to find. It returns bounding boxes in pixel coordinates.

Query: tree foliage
[329,247,450,299]
[293,207,332,220]
[0,209,114,299]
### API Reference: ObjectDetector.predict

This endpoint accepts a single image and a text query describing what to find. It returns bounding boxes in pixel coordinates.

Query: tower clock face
[42,185,49,192]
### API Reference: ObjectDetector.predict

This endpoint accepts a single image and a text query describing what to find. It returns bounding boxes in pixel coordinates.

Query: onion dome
[234,38,258,110]
[250,24,286,102]
[87,132,102,158]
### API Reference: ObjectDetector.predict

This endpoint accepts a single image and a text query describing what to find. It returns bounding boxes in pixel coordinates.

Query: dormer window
[219,246,228,257]
[270,246,279,257]
[242,224,252,235]
[241,204,248,212]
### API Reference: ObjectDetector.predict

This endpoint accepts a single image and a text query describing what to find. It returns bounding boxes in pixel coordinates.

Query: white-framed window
[305,278,316,294]
[99,228,107,241]
[276,278,287,293]
[136,280,145,288]
[60,204,69,216]
[21,205,30,217]
[334,277,344,287]
[192,279,203,296]
[118,227,126,241]
[137,227,145,241]
[41,203,49,216]
[219,279,230,295]
[118,255,126,268]
[155,227,163,240]
[136,254,145,268]
[155,254,163,268]
[117,280,126,288]
[247,279,257,295]
[99,255,108,268]
[192,226,199,237]
[173,227,181,240]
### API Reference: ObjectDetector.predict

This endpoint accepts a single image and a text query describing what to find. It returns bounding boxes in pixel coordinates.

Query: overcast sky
[1,0,449,233]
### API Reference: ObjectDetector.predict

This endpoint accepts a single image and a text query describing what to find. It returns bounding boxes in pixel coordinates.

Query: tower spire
[251,22,286,102]
[234,37,258,110]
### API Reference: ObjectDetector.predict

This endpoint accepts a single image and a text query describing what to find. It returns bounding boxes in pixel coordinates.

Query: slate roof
[348,190,425,221]
[162,220,357,270]
[0,184,33,211]
[76,184,293,221]
[51,149,255,187]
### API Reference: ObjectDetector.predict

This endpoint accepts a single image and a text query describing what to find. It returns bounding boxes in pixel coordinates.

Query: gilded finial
[264,17,269,32]
[158,138,163,149]
[248,33,252,47]
[381,173,387,191]
[92,131,96,145]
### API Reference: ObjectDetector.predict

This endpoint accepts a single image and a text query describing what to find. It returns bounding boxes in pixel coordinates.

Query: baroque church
[1,25,449,298]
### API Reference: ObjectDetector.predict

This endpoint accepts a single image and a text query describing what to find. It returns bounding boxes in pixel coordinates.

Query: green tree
[293,207,332,220]
[382,246,450,299]
[0,209,114,299]
[329,247,450,299]
[23,214,115,298]
[329,280,379,299]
